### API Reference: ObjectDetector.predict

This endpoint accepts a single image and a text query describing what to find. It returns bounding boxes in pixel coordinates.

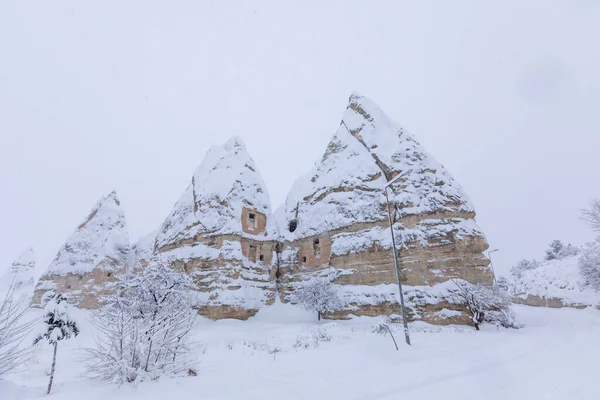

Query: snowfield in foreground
[2,303,599,400]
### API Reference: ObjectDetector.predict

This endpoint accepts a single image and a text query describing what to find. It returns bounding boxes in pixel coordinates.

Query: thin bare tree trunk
[47,342,58,394]
[385,325,399,351]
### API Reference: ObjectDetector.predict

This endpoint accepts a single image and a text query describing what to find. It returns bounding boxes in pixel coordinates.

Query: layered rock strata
[275,93,493,324]
[154,137,277,320]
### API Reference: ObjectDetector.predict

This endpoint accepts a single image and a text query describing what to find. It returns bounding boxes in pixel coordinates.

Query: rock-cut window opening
[289,219,298,233]
[302,256,307,263]
[313,238,321,257]
[259,254,264,262]
[248,212,256,231]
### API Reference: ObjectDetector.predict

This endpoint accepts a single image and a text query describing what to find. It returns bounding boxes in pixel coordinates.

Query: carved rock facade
[153,137,277,319]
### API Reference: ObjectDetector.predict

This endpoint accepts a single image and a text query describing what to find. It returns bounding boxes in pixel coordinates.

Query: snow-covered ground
[2,303,599,400]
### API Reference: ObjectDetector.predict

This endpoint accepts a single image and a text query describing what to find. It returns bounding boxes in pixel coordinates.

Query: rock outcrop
[31,191,130,309]
[129,230,157,273]
[154,137,277,320]
[276,93,493,324]
[1,247,36,298]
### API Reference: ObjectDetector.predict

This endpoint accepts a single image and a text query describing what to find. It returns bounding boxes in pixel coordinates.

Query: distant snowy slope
[511,249,600,308]
[129,230,156,272]
[0,247,35,296]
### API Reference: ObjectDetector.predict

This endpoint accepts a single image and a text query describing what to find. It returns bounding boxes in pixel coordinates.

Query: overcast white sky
[1,0,599,278]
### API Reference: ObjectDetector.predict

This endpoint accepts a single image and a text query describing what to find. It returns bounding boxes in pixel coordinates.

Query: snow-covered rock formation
[154,137,277,319]
[1,247,36,298]
[276,93,493,324]
[31,191,130,309]
[28,94,493,326]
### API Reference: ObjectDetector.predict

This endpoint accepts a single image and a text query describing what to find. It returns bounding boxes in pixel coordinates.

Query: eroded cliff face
[31,191,130,309]
[276,93,493,324]
[154,137,277,319]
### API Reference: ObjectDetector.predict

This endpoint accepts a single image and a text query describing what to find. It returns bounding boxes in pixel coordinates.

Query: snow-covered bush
[544,240,580,261]
[510,259,539,280]
[33,292,79,394]
[495,276,510,293]
[451,280,520,330]
[582,198,600,234]
[0,282,35,379]
[293,327,332,350]
[579,243,600,292]
[290,278,342,321]
[85,263,197,384]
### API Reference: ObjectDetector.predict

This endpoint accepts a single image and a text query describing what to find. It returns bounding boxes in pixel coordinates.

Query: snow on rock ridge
[31,191,130,309]
[156,136,276,250]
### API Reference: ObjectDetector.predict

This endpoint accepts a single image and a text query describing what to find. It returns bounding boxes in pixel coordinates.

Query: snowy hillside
[510,246,600,309]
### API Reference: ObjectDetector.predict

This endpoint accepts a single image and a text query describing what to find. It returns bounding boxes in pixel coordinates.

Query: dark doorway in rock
[302,256,307,263]
[259,254,264,262]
